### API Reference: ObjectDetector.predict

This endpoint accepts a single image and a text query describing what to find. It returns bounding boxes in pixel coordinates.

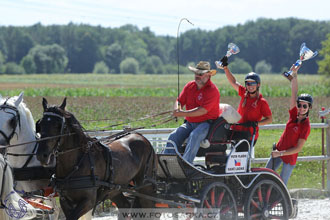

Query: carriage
[153,147,295,219]
[134,116,298,220]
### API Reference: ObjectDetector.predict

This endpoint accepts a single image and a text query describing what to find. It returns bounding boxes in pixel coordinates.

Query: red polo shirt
[276,107,310,165]
[234,85,272,140]
[178,79,220,123]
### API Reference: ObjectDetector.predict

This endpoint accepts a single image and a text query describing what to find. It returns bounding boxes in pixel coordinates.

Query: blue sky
[1,0,329,36]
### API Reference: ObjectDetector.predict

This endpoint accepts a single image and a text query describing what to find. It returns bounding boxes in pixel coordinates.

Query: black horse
[36,98,158,220]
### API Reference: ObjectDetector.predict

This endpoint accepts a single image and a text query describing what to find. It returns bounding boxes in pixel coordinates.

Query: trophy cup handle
[215,60,224,69]
[215,43,240,69]
[283,60,301,81]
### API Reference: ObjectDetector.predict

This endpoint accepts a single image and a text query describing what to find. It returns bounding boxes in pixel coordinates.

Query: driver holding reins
[164,61,220,164]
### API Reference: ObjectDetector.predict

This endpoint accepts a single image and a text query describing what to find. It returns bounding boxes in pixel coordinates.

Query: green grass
[1,87,179,97]
[0,73,329,97]
[1,74,329,190]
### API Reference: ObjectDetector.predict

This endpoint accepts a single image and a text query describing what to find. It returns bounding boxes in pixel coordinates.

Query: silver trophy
[215,43,240,68]
[283,42,318,81]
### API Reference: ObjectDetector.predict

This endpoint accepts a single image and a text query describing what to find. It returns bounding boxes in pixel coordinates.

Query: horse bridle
[41,112,67,157]
[0,102,21,146]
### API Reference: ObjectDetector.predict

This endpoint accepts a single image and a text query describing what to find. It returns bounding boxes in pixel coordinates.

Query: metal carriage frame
[150,138,296,220]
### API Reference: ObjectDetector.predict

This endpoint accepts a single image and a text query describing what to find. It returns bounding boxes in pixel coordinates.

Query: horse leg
[78,209,93,220]
[132,166,156,209]
[131,174,159,220]
[46,197,60,220]
[110,192,132,220]
[131,185,161,220]
[131,162,159,220]
[59,196,93,220]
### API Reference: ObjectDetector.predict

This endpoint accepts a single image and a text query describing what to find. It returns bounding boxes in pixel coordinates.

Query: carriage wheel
[199,182,238,220]
[244,179,289,220]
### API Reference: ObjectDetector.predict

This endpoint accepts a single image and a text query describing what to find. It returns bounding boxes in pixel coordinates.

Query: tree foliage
[93,61,109,74]
[143,55,164,74]
[0,18,329,74]
[318,33,330,77]
[0,51,5,73]
[255,60,272,74]
[229,58,253,73]
[20,55,36,74]
[4,62,25,74]
[120,57,139,74]
[105,43,122,73]
[24,44,68,73]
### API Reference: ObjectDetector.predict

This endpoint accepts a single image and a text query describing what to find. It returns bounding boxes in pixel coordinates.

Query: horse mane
[0,95,36,133]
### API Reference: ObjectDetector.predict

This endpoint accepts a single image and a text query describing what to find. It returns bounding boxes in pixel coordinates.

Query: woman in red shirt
[218,57,273,153]
[266,64,312,185]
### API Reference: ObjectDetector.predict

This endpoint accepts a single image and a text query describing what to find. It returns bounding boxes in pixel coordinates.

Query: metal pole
[326,119,330,192]
[176,18,194,100]
[321,107,325,189]
[176,18,193,122]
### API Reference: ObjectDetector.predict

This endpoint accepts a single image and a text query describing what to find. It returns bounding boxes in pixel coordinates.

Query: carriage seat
[200,104,251,169]
[179,104,251,169]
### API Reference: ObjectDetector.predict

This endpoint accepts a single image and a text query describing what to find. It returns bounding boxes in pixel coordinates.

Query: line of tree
[0,18,330,75]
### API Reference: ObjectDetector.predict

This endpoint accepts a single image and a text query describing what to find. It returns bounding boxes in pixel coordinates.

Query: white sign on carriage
[225,151,249,173]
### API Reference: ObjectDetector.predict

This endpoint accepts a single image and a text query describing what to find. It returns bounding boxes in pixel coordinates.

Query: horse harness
[0,103,54,181]
[0,101,21,147]
[39,110,159,211]
[41,111,120,192]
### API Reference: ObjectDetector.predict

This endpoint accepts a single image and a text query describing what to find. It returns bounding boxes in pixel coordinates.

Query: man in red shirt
[266,64,312,185]
[217,57,272,154]
[164,61,220,163]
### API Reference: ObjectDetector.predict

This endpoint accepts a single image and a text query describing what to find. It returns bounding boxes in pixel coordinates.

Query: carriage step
[177,193,200,203]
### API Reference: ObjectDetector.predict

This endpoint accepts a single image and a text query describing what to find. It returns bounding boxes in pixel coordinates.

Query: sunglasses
[245,81,257,86]
[297,103,308,109]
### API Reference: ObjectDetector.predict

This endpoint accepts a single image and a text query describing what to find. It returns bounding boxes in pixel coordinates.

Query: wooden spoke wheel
[244,179,289,220]
[199,182,237,220]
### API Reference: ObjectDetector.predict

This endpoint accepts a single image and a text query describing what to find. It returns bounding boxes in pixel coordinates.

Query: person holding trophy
[265,64,312,185]
[216,45,272,153]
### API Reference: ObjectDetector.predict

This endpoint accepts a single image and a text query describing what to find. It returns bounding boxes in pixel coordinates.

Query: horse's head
[0,92,24,146]
[36,97,68,166]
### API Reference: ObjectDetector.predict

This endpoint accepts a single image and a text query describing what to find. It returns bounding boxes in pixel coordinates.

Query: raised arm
[223,66,240,92]
[216,56,240,92]
[289,64,300,109]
